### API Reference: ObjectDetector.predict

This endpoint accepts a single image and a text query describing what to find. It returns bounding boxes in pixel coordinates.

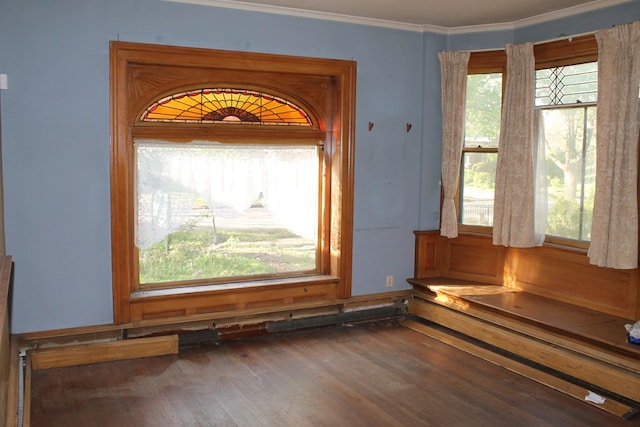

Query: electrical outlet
[385,274,394,288]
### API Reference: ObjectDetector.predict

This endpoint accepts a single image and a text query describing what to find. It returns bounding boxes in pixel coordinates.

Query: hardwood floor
[30,321,640,427]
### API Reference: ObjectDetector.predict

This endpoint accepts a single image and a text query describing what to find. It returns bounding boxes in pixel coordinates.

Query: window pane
[461,152,497,226]
[465,73,502,148]
[540,106,596,241]
[535,62,597,106]
[135,141,319,284]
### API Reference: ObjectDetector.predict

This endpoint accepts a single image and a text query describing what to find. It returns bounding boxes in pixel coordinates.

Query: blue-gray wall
[0,0,638,333]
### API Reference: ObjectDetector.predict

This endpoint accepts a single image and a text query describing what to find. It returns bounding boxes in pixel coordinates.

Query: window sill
[130,275,340,301]
[457,225,590,252]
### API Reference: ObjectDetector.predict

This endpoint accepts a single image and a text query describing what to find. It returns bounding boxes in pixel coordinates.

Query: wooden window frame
[457,35,599,247]
[110,41,356,323]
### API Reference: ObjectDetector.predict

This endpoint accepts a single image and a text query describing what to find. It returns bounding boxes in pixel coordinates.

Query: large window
[458,36,599,246]
[110,42,356,323]
[136,141,320,285]
[135,88,321,285]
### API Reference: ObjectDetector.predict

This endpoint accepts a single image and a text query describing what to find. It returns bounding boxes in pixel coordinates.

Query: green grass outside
[139,227,315,284]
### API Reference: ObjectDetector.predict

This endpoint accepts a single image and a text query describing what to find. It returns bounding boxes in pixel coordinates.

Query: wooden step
[406,279,640,417]
[408,278,640,370]
[402,319,639,419]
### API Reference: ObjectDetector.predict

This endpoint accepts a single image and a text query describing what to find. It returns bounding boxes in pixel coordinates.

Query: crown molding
[446,0,634,34]
[162,0,634,34]
[162,0,427,32]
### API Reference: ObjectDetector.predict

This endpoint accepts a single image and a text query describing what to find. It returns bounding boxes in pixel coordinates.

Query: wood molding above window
[468,50,507,74]
[533,34,597,69]
[110,41,356,323]
[467,34,597,74]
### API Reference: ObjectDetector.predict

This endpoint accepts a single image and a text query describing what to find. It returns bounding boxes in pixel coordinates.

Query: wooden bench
[405,232,640,419]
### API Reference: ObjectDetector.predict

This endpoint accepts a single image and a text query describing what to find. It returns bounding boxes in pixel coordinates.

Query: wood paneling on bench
[414,231,505,284]
[414,230,639,319]
[507,247,638,319]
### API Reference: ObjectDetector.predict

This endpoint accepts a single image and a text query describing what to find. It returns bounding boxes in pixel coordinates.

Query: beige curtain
[493,43,536,247]
[439,50,470,238]
[589,21,640,269]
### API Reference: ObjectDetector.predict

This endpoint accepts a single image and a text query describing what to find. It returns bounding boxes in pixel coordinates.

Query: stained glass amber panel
[141,88,312,125]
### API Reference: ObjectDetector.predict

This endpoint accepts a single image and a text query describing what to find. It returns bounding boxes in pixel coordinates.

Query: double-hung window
[535,62,597,243]
[458,36,598,247]
[461,72,502,228]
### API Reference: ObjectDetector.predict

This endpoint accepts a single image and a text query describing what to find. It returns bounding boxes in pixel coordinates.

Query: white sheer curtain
[135,140,318,249]
[493,42,537,247]
[439,50,470,238]
[533,109,548,245]
[589,21,640,269]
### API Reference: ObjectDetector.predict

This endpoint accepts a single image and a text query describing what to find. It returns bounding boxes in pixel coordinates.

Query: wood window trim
[467,34,597,74]
[110,41,356,323]
[457,34,599,241]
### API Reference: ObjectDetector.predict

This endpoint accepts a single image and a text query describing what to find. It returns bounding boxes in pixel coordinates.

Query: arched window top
[140,88,313,126]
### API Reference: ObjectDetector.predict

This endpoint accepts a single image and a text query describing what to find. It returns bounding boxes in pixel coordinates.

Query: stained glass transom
[141,89,313,125]
[535,62,598,106]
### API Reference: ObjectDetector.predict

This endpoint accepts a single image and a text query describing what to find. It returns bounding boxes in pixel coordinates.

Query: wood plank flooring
[30,321,640,427]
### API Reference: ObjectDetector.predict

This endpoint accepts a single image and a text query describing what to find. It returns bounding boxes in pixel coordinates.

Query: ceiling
[169,0,633,31]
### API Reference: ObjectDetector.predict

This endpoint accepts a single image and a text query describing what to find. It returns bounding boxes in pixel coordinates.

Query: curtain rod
[459,20,639,53]
[457,30,595,53]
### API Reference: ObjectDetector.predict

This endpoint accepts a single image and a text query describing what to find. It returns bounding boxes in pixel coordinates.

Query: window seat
[405,276,640,419]
[408,277,640,359]
[407,230,640,419]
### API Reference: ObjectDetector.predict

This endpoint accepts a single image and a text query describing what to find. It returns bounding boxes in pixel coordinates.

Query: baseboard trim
[16,290,411,347]
[30,335,179,370]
